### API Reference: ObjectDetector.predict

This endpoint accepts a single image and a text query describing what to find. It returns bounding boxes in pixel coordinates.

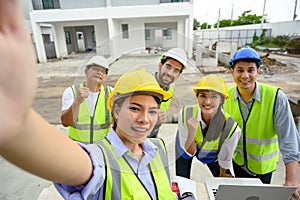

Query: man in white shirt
[61,55,112,143]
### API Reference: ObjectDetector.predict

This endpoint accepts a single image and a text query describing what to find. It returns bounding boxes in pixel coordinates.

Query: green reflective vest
[97,138,176,200]
[68,83,112,143]
[182,105,237,163]
[160,83,175,112]
[224,83,279,175]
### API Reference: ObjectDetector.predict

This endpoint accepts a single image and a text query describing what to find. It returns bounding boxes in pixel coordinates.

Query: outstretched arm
[0,0,92,186]
[285,161,300,199]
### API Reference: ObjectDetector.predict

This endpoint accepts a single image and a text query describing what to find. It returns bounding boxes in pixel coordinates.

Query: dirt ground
[33,52,300,125]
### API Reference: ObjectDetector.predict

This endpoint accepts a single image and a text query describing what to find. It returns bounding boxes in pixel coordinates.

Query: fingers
[187,117,198,128]
[0,0,27,38]
[157,110,165,124]
[286,184,300,199]
[75,88,89,103]
[293,187,300,200]
[79,87,89,96]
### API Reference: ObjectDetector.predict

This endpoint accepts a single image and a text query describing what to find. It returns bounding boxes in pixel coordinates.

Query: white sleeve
[61,87,74,111]
[218,126,241,169]
[177,108,195,157]
[178,109,188,149]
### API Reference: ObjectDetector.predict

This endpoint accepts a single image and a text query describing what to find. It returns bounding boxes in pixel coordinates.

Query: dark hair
[230,58,260,69]
[160,56,184,73]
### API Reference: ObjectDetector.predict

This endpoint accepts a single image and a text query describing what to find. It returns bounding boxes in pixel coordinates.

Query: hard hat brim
[107,89,172,111]
[163,52,187,68]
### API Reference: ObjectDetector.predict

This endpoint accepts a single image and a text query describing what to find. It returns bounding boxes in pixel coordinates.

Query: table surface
[174,176,209,200]
[196,183,210,200]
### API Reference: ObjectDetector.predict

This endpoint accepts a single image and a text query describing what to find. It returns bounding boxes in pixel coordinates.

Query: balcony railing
[31,0,189,10]
[32,0,60,10]
[160,0,190,3]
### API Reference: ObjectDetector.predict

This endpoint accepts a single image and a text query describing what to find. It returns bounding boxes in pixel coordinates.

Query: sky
[193,0,299,25]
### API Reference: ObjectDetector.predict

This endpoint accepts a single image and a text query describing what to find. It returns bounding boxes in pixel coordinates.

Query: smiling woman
[58,67,176,199]
[175,74,241,179]
[108,68,172,144]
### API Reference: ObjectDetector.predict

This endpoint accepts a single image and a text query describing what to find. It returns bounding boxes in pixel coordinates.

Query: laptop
[216,184,297,200]
[205,177,296,200]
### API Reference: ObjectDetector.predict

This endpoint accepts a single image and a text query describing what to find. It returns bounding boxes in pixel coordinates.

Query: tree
[214,19,232,28]
[233,10,265,26]
[200,23,211,30]
[193,18,201,30]
[198,10,269,29]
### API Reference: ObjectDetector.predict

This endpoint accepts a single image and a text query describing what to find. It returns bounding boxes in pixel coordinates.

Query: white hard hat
[86,55,109,69]
[162,48,187,68]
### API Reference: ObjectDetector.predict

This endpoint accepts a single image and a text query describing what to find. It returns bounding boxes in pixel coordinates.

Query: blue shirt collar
[106,129,157,160]
[234,82,261,103]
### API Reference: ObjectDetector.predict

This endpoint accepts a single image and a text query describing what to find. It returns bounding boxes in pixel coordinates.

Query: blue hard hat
[229,46,262,68]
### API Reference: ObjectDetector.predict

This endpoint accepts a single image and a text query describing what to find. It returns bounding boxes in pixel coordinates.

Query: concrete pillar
[196,43,203,67]
[31,21,47,62]
[107,18,117,60]
[52,24,68,59]
[215,43,219,67]
[177,20,185,50]
[208,39,213,51]
[230,43,237,58]
[187,16,194,59]
[94,20,110,57]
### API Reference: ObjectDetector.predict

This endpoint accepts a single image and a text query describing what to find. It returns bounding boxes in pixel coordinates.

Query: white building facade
[25,0,194,62]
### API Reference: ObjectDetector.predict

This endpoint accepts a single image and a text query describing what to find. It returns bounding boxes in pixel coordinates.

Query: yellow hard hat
[193,74,229,99]
[107,68,172,110]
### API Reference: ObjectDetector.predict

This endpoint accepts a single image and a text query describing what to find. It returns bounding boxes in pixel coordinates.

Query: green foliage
[193,18,201,30]
[198,10,268,29]
[250,34,291,49]
[214,19,232,28]
[253,31,259,42]
[200,23,211,30]
[234,10,263,25]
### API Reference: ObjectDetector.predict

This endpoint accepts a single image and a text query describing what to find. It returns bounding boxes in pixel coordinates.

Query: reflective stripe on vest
[160,83,175,112]
[183,105,237,164]
[68,83,111,143]
[97,138,175,200]
[224,83,279,174]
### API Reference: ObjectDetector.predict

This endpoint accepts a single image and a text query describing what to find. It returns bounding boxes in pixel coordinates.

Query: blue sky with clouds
[193,0,299,24]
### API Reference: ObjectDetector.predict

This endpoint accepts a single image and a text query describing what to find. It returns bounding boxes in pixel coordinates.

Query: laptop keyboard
[212,188,218,198]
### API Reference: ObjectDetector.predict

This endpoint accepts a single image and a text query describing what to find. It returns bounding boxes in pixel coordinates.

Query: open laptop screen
[216,184,296,200]
[206,177,263,200]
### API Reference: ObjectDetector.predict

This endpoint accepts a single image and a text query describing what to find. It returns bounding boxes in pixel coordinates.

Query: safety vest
[160,83,175,112]
[182,105,238,164]
[223,83,279,175]
[68,83,112,143]
[97,138,176,200]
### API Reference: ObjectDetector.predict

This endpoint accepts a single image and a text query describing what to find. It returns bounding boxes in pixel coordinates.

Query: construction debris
[259,53,297,75]
[287,37,300,54]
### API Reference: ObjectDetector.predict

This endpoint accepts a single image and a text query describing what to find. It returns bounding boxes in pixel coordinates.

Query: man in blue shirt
[224,46,300,198]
